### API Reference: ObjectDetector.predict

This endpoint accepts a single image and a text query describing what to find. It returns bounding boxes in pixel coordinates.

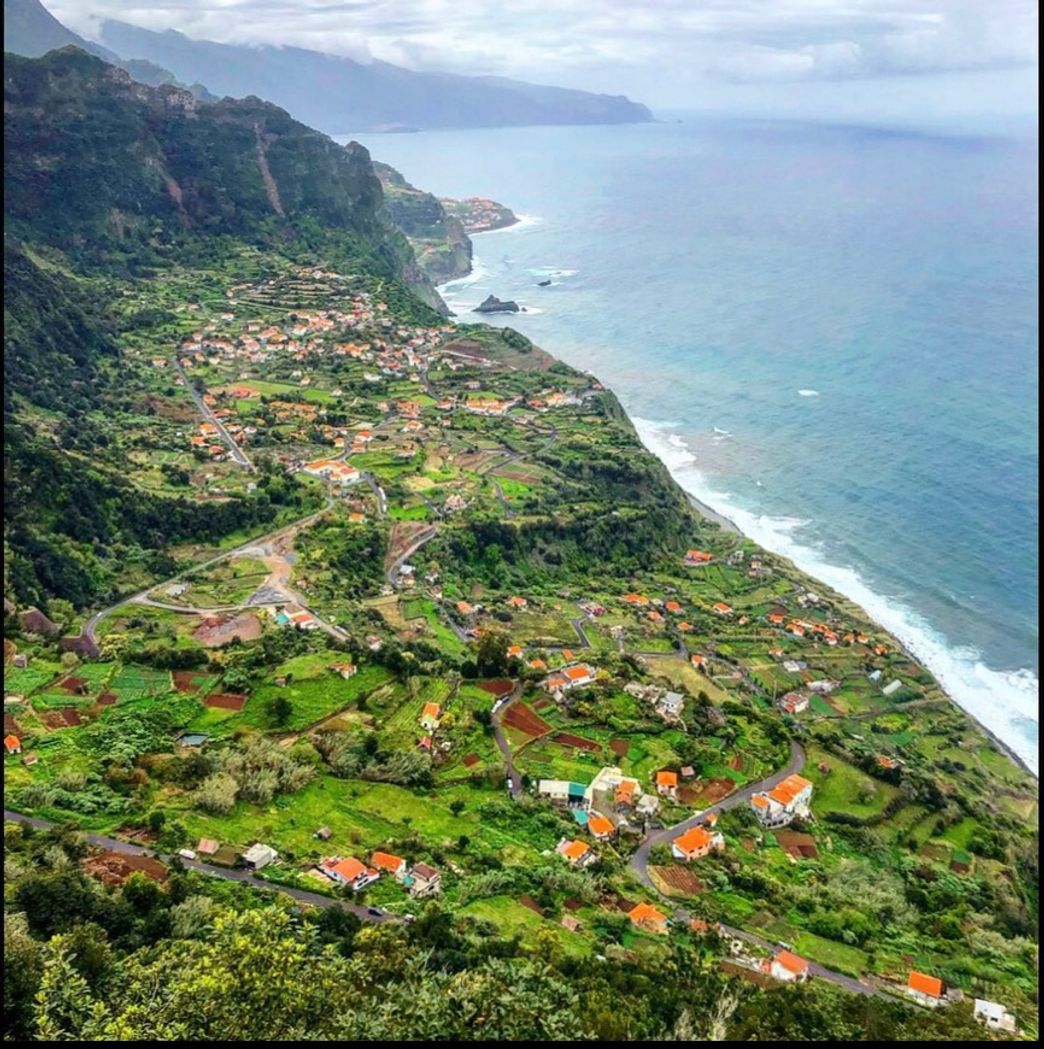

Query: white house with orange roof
[556,838,595,867]
[750,773,814,827]
[769,950,810,983]
[320,856,379,891]
[685,549,713,565]
[672,824,724,861]
[419,702,442,732]
[656,770,679,799]
[907,971,946,1007]
[544,664,596,693]
[778,692,809,715]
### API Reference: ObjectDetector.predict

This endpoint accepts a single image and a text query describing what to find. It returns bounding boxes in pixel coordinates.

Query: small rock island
[473,294,521,314]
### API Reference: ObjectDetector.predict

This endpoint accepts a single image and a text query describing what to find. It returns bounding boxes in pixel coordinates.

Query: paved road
[78,498,337,649]
[359,472,388,516]
[173,356,254,470]
[386,525,439,587]
[491,686,525,798]
[569,617,592,648]
[628,739,806,892]
[3,810,396,924]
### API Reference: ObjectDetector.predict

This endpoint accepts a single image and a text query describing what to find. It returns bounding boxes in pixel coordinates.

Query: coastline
[436,252,1038,782]
[686,492,740,535]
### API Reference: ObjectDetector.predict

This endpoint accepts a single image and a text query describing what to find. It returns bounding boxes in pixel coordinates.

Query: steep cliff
[4,47,443,310]
[373,161,473,283]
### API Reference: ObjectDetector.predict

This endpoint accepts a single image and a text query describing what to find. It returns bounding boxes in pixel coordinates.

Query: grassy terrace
[4,263,1037,1018]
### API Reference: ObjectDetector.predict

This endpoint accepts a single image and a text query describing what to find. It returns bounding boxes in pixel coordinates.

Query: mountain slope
[3,0,215,99]
[97,19,654,134]
[3,47,440,308]
[2,46,448,611]
[3,0,117,60]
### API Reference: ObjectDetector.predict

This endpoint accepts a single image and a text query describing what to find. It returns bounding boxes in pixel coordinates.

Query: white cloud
[50,0,1038,110]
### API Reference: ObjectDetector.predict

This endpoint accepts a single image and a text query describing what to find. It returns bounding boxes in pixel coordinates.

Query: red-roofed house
[770,950,810,983]
[4,734,22,754]
[628,902,668,934]
[907,971,945,1006]
[685,550,713,565]
[672,824,724,861]
[556,839,595,867]
[420,703,441,731]
[321,856,379,891]
[371,851,408,878]
[750,773,813,827]
[656,770,679,799]
[587,812,616,841]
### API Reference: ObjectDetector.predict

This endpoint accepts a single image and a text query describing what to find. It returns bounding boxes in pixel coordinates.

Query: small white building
[241,843,279,870]
[973,1000,1016,1034]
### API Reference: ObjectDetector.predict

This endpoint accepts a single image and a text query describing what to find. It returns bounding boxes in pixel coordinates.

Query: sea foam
[633,416,1040,774]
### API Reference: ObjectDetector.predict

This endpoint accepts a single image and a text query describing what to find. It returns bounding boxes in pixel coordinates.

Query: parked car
[178,848,197,861]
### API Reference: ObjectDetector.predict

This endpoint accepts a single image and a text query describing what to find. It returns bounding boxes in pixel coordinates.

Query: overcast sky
[55,1,1038,125]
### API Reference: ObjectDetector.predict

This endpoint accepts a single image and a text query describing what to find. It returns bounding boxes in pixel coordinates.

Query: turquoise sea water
[346,118,1039,771]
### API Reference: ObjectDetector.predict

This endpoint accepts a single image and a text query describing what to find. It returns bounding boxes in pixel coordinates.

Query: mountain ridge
[96,17,654,134]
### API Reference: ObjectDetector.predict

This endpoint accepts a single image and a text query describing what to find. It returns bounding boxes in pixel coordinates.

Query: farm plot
[244,664,395,732]
[650,865,704,897]
[173,671,221,694]
[106,667,173,702]
[803,744,901,820]
[501,700,553,741]
[4,663,63,696]
[552,732,601,754]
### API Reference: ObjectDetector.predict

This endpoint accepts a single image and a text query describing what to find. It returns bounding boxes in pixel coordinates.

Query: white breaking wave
[633,416,1040,774]
[798,389,820,397]
[438,256,491,294]
[471,213,543,237]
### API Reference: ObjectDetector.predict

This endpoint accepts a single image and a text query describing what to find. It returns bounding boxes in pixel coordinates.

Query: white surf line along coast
[633,416,1039,777]
[438,222,1038,777]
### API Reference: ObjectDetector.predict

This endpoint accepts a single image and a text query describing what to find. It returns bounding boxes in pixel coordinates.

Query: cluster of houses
[302,458,362,486]
[765,604,891,658]
[544,766,665,863]
[319,849,442,898]
[526,390,584,411]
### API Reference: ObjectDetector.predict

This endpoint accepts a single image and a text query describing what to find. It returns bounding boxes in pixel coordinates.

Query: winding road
[628,739,806,892]
[3,810,397,924]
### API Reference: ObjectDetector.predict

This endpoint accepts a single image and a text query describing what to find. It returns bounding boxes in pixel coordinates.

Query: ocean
[344,117,1040,773]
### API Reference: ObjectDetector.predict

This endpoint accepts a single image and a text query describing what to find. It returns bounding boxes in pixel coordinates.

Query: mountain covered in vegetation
[3,0,213,97]
[3,46,442,613]
[3,44,1037,1047]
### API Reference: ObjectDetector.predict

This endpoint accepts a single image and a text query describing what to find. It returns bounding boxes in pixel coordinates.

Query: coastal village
[4,258,1036,1036]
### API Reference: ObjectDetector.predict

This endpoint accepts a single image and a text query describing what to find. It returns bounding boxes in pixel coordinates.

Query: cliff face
[4,47,443,309]
[373,162,473,283]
